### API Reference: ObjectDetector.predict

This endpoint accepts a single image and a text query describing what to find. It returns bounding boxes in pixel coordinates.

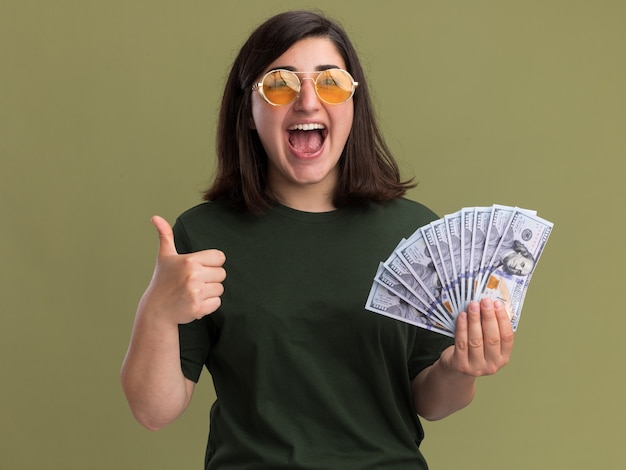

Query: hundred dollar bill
[382,244,455,329]
[373,262,429,311]
[394,232,457,327]
[476,205,538,294]
[469,207,491,302]
[372,263,451,332]
[365,281,453,337]
[423,221,459,315]
[460,207,475,311]
[476,210,553,329]
[374,262,454,331]
[475,205,516,299]
[444,211,463,314]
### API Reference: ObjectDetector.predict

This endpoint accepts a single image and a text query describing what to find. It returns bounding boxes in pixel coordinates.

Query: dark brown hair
[204,10,415,214]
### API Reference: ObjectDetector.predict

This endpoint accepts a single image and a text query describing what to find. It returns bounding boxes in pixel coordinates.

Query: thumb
[151,215,178,257]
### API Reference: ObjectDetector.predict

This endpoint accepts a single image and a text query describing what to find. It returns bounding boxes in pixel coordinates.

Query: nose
[293,77,321,111]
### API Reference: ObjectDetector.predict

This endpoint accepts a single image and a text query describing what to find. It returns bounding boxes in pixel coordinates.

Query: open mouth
[287,123,327,154]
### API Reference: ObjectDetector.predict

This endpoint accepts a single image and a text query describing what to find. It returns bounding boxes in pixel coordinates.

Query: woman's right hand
[121,215,224,430]
[141,215,227,326]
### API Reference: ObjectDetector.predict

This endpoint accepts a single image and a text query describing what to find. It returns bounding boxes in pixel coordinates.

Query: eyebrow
[268,64,341,72]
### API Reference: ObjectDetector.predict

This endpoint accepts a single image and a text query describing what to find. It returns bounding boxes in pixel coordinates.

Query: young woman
[121,10,514,469]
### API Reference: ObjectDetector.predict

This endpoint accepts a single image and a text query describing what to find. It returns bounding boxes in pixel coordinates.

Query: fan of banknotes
[365,204,553,337]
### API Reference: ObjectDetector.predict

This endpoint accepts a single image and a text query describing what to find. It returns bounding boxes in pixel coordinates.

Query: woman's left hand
[439,298,515,377]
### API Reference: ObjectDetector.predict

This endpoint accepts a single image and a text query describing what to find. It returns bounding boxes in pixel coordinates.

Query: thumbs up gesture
[142,216,227,325]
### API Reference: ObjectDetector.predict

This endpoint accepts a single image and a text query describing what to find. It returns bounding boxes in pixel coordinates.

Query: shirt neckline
[269,203,351,223]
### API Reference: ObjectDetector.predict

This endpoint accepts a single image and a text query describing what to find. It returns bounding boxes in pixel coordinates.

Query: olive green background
[2,0,624,468]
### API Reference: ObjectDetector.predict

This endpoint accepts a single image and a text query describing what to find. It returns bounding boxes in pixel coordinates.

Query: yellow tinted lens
[262,70,299,105]
[316,69,354,103]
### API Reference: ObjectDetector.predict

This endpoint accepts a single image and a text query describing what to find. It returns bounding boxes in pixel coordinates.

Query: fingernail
[468,302,479,314]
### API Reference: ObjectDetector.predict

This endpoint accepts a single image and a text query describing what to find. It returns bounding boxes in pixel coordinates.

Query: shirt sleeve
[173,218,213,383]
[407,328,455,379]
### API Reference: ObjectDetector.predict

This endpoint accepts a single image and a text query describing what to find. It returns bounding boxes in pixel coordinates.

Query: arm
[412,298,514,421]
[120,302,196,431]
[120,216,226,431]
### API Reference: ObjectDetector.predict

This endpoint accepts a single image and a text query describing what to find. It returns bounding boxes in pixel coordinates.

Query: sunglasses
[252,68,359,106]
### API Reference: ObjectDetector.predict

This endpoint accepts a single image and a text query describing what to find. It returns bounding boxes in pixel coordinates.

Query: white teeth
[288,123,325,131]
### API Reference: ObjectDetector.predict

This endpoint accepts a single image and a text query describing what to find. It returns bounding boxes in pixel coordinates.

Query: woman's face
[251,37,354,210]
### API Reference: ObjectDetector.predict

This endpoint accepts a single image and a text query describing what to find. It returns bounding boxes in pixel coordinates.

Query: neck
[273,186,337,213]
[268,168,339,213]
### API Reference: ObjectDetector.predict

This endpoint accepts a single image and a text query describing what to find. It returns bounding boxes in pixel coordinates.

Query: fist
[143,215,227,325]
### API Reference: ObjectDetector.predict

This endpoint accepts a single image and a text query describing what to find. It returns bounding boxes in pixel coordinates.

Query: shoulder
[176,199,256,228]
[177,199,235,221]
[340,198,439,257]
[365,197,439,229]
[173,200,254,252]
[386,197,439,218]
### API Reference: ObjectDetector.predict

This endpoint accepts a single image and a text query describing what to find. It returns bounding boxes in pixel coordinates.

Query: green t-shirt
[174,198,454,470]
